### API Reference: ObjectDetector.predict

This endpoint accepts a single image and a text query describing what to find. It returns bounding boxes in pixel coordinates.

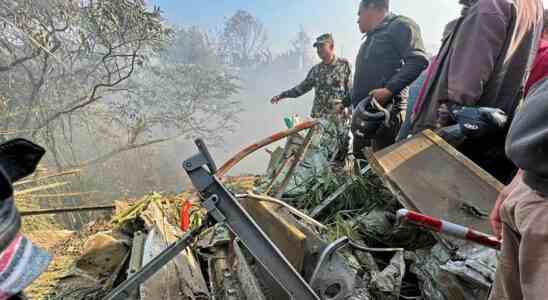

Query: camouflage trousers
[314,115,350,163]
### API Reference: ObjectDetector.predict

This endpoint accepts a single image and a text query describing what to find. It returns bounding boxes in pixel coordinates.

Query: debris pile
[24,120,498,299]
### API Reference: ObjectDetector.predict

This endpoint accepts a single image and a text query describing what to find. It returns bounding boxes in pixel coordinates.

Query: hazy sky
[153,0,466,56]
[150,0,484,58]
[154,0,547,176]
[154,0,548,57]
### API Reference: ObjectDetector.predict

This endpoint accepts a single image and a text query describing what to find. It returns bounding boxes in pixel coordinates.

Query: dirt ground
[24,221,113,299]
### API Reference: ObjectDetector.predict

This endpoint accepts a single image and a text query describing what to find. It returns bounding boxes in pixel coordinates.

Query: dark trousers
[458,136,517,185]
[8,293,27,300]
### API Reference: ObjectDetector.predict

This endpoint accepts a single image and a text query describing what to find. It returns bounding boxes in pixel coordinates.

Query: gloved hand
[437,106,508,146]
[437,103,459,127]
[0,139,45,184]
[437,124,467,148]
[454,107,508,138]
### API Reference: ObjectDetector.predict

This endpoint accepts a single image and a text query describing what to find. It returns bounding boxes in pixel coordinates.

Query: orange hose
[181,120,319,229]
[216,120,319,177]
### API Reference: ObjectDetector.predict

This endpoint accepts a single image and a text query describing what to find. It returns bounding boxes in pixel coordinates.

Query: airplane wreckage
[23,119,502,300]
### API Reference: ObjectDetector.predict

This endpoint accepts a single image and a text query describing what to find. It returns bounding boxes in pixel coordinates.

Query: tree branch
[77,136,178,167]
[31,48,139,134]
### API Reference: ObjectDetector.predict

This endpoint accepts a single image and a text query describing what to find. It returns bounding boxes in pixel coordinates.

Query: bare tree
[218,10,270,69]
[291,26,313,70]
[74,27,242,167]
[0,0,170,168]
[264,27,315,76]
[0,1,243,195]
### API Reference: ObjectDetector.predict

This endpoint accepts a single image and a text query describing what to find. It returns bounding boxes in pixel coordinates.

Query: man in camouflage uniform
[271,34,352,162]
[271,33,352,118]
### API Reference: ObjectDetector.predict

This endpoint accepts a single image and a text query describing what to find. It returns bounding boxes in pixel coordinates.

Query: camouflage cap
[360,0,389,9]
[313,33,334,48]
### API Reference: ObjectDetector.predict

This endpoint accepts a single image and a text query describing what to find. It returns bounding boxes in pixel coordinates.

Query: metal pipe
[396,209,501,250]
[216,120,319,177]
[309,237,349,286]
[244,192,327,230]
[185,121,319,206]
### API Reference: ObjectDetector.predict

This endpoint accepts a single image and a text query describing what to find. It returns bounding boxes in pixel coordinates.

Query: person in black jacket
[352,0,428,157]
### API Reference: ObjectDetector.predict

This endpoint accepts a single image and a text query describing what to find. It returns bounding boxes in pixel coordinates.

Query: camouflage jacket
[280,57,352,117]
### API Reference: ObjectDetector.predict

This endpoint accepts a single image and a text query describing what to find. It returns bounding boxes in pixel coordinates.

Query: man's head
[313,33,336,62]
[357,0,389,34]
[543,9,548,40]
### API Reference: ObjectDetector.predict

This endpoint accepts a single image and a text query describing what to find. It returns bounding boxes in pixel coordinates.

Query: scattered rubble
[23,120,499,299]
[77,232,130,281]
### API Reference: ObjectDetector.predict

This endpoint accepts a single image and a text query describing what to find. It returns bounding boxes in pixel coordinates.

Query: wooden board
[370,130,504,234]
[240,198,306,272]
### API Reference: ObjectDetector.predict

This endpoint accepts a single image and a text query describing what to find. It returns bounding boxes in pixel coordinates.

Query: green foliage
[111,192,160,225]
[293,169,392,222]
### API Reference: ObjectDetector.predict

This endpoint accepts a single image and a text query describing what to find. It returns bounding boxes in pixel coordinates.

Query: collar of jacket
[321,55,338,66]
[363,12,398,39]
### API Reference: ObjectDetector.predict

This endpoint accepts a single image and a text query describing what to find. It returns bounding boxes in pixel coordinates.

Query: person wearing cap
[271,33,352,118]
[352,0,428,156]
[271,34,353,163]
[488,76,548,299]
[409,0,543,184]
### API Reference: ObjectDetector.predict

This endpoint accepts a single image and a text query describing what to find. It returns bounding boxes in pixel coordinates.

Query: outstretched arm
[277,67,316,100]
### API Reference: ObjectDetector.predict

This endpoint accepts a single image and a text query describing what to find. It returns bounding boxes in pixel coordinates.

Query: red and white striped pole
[396,209,501,250]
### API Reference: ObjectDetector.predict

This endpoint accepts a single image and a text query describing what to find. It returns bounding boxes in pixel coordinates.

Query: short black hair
[544,9,548,32]
[360,0,389,10]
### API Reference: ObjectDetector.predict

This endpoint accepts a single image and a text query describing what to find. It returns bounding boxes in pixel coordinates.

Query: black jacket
[506,77,548,195]
[352,13,428,109]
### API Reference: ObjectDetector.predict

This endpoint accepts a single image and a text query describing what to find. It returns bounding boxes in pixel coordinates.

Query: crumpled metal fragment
[347,286,373,300]
[411,243,491,300]
[440,245,497,288]
[356,209,437,250]
[370,251,405,299]
[257,118,339,197]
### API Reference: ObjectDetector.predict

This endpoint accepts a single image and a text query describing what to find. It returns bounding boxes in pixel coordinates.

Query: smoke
[154,0,467,189]
[72,0,468,197]
[172,66,315,181]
